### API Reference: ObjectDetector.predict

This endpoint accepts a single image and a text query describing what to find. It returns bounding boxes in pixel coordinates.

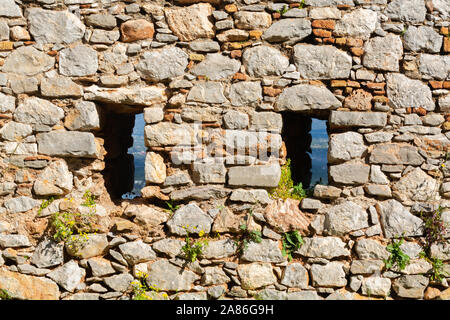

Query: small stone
[294,44,352,79]
[136,47,188,82]
[118,241,157,265]
[280,263,309,289]
[41,76,83,98]
[59,45,98,77]
[165,3,215,41]
[145,152,166,184]
[324,201,369,236]
[237,263,277,290]
[65,234,108,259]
[27,8,85,44]
[103,273,134,292]
[146,259,199,291]
[47,260,85,292]
[328,132,367,163]
[363,34,403,72]
[264,198,310,233]
[3,197,40,214]
[262,18,311,43]
[404,26,443,53]
[343,89,372,111]
[334,8,377,40]
[166,203,213,235]
[85,14,117,30]
[329,161,370,185]
[310,262,347,288]
[392,275,429,299]
[361,277,391,297]
[242,45,289,77]
[2,46,55,76]
[37,131,98,158]
[234,12,271,30]
[33,160,73,196]
[120,19,154,42]
[190,53,241,80]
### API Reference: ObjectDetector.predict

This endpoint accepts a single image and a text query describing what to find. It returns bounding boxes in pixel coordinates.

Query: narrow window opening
[281,113,329,189]
[99,109,144,201]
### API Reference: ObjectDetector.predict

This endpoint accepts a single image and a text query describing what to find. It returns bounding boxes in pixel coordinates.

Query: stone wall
[0,0,449,300]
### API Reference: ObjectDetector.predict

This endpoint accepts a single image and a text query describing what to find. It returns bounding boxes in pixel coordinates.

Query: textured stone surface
[167,203,213,235]
[276,84,341,112]
[2,46,55,76]
[262,18,311,43]
[297,237,350,259]
[187,82,227,104]
[59,45,98,77]
[137,47,188,82]
[165,3,214,41]
[241,239,285,263]
[237,263,277,290]
[386,73,434,111]
[229,81,262,107]
[330,111,387,128]
[65,234,108,259]
[334,8,377,40]
[329,162,370,185]
[41,76,83,98]
[37,131,98,158]
[120,19,154,42]
[404,26,443,53]
[243,45,289,77]
[310,262,347,288]
[118,241,156,265]
[281,263,309,289]
[384,0,426,24]
[294,44,352,80]
[85,85,167,106]
[369,143,424,166]
[47,260,85,292]
[145,152,166,184]
[418,54,450,81]
[146,260,199,291]
[28,9,85,44]
[393,275,429,299]
[33,160,73,196]
[228,164,281,188]
[190,53,241,80]
[376,200,424,238]
[328,132,367,163]
[0,0,22,18]
[392,167,437,203]
[324,201,369,235]
[363,34,403,72]
[0,270,59,300]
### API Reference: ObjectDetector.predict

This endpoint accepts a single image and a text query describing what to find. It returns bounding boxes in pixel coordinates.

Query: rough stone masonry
[0,0,449,300]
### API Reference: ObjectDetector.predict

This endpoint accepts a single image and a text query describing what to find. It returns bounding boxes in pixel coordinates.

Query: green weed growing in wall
[384,237,410,271]
[281,230,304,261]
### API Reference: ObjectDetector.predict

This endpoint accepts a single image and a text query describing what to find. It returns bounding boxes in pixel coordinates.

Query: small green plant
[281,230,304,261]
[165,200,180,216]
[400,26,408,36]
[37,196,56,216]
[270,159,307,201]
[0,289,12,300]
[384,237,410,271]
[419,252,449,283]
[276,5,289,15]
[421,206,447,255]
[131,272,168,300]
[237,211,262,254]
[181,227,209,262]
[81,190,96,208]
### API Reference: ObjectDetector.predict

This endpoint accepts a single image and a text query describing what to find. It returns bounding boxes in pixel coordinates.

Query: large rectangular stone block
[329,111,387,128]
[37,131,98,158]
[227,163,281,187]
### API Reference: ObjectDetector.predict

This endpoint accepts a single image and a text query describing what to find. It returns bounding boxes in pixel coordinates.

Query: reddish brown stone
[373,90,386,96]
[331,80,347,87]
[335,37,347,45]
[444,37,450,53]
[344,89,373,111]
[441,26,449,35]
[346,80,361,88]
[233,72,247,81]
[414,107,427,116]
[323,37,336,44]
[372,95,389,104]
[311,19,335,30]
[314,37,323,43]
[429,80,443,89]
[424,287,440,300]
[346,38,364,47]
[313,29,332,37]
[366,82,386,90]
[249,30,263,39]
[120,19,154,42]
[230,50,242,58]
[224,4,238,13]
[263,86,282,97]
[0,41,14,51]
[272,12,281,19]
[351,47,364,56]
[444,81,450,89]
